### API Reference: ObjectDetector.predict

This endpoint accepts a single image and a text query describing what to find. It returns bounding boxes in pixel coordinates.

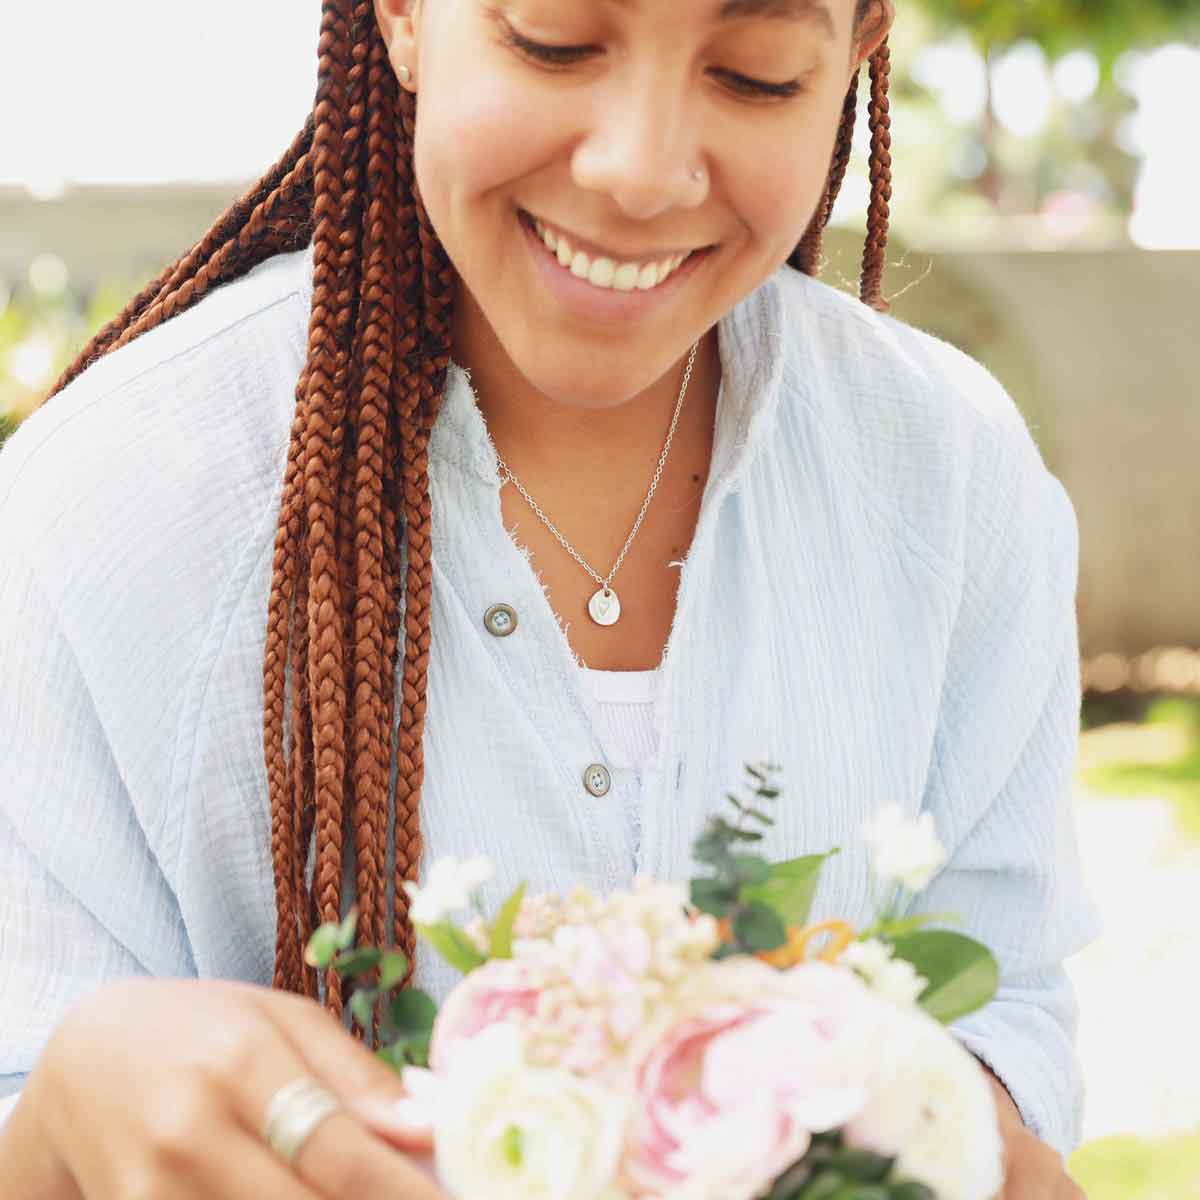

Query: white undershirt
[578,667,662,770]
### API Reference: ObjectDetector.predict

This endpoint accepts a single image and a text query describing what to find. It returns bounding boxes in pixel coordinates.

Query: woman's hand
[14,977,446,1199]
[979,1063,1088,1199]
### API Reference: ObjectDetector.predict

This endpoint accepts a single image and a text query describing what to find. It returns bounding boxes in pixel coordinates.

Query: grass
[1079,696,1200,841]
[1069,1129,1200,1199]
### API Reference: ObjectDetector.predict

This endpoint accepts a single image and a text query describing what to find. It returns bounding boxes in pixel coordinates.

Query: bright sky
[4,4,1197,248]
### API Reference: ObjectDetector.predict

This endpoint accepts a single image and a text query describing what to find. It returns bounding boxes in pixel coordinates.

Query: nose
[571,72,709,221]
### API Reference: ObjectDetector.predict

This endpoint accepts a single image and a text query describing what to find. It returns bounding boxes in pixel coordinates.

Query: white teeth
[588,257,616,287]
[613,263,640,292]
[532,216,693,292]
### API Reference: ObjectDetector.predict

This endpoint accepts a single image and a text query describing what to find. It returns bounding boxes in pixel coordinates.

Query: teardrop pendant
[588,587,621,627]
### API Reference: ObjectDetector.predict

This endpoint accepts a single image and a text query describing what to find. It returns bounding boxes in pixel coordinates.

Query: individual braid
[860,41,893,311]
[791,74,861,276]
[790,33,893,309]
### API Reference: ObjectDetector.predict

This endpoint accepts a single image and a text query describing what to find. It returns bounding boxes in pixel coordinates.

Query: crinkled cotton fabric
[0,246,1102,1155]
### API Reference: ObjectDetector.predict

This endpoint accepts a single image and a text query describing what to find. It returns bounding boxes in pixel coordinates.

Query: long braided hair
[45,0,893,1024]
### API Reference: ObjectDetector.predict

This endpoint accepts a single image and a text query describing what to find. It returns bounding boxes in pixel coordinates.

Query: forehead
[545,0,842,38]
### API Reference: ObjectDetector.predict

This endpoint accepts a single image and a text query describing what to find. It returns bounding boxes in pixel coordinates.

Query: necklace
[492,342,700,628]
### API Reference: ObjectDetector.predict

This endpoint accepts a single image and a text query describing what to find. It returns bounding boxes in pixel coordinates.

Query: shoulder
[767,266,1056,574]
[0,247,311,577]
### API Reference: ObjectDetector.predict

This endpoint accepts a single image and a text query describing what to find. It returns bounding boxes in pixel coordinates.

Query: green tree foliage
[917,0,1200,66]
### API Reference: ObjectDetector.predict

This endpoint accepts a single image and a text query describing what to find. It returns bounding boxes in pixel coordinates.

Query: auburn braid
[41,6,890,1027]
[860,41,894,311]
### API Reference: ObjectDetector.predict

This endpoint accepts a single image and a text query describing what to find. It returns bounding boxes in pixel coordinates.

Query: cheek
[721,102,842,260]
[413,73,563,244]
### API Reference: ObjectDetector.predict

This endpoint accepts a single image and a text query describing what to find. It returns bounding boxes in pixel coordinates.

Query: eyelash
[498,24,807,102]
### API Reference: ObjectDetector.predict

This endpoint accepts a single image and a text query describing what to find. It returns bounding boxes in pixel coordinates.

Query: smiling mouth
[519,210,712,293]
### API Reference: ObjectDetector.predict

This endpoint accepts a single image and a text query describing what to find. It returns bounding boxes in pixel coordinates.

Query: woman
[0,0,1096,1195]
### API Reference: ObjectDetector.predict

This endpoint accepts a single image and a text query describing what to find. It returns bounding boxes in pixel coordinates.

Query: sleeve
[0,548,197,1128]
[905,412,1104,1161]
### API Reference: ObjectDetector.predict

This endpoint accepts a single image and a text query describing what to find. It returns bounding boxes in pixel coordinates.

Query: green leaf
[332,947,383,977]
[828,1149,893,1183]
[418,922,488,974]
[336,908,359,950]
[733,901,788,953]
[387,989,438,1040]
[731,853,772,888]
[884,930,1000,1024]
[742,851,839,928]
[864,913,959,941]
[489,883,527,960]
[795,1171,846,1200]
[304,923,342,969]
[378,950,409,991]
[349,987,376,1030]
[691,877,739,917]
[829,1186,889,1200]
[888,1184,936,1200]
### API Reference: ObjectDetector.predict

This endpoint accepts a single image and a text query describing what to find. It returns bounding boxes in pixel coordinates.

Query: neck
[451,292,723,494]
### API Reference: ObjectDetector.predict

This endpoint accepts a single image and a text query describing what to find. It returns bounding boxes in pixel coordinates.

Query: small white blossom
[863,805,948,893]
[842,938,928,1007]
[403,855,495,925]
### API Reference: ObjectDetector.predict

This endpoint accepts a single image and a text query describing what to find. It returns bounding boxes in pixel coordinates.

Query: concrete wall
[3,188,1197,654]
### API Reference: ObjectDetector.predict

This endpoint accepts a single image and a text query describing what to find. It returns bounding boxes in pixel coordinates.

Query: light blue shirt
[0,246,1102,1156]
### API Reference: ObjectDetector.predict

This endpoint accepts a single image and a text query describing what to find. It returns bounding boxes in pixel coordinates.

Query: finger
[188,1129,326,1200]
[226,1016,446,1199]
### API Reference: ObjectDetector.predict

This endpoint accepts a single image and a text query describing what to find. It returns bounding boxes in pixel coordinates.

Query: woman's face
[377,0,889,408]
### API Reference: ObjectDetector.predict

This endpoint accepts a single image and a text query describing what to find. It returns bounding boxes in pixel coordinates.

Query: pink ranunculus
[429,959,541,1074]
[623,960,889,1200]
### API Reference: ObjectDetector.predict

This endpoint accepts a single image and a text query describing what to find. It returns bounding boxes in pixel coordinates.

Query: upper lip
[523,210,711,266]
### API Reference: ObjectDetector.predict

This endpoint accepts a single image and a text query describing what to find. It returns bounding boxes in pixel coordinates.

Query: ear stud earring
[397,64,413,87]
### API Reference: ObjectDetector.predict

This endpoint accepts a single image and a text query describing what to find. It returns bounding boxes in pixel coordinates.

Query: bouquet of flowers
[307,766,1006,1200]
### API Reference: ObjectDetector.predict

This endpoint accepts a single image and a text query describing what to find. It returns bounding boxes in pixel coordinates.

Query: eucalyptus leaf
[885,930,1000,1024]
[742,851,839,928]
[333,947,383,977]
[388,988,438,1038]
[691,877,738,917]
[378,950,409,991]
[419,922,488,974]
[349,987,376,1030]
[733,901,788,952]
[489,883,527,960]
[336,908,359,950]
[731,853,772,887]
[304,923,342,969]
[829,1149,894,1183]
[866,913,960,940]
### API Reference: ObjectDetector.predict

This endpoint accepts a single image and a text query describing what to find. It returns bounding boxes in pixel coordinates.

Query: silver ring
[262,1077,343,1166]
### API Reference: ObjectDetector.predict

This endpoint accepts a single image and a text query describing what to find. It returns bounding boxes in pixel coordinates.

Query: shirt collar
[429,267,788,497]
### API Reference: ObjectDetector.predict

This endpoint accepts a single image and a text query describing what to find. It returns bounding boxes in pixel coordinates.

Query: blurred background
[2,2,1198,1192]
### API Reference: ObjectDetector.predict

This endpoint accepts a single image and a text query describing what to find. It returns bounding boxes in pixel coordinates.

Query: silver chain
[492,342,700,595]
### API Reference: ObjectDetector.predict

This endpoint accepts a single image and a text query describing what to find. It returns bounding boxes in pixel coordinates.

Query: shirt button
[483,603,518,638]
[583,763,612,798]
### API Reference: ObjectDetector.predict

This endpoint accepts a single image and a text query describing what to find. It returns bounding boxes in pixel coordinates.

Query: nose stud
[690,167,706,184]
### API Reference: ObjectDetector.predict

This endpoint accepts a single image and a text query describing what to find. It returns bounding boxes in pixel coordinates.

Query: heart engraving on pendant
[588,588,621,627]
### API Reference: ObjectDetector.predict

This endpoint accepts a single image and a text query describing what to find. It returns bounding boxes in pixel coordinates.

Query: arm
[905,423,1102,1162]
[0,549,196,1133]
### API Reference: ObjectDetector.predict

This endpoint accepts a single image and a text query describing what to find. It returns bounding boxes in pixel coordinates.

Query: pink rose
[623,960,888,1200]
[429,959,541,1074]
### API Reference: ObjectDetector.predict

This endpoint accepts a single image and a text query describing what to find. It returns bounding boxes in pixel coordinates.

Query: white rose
[435,1023,629,1200]
[863,805,948,893]
[844,1005,1004,1200]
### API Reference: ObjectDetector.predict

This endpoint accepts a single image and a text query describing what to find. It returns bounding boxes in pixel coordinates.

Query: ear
[850,0,894,73]
[373,0,422,90]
